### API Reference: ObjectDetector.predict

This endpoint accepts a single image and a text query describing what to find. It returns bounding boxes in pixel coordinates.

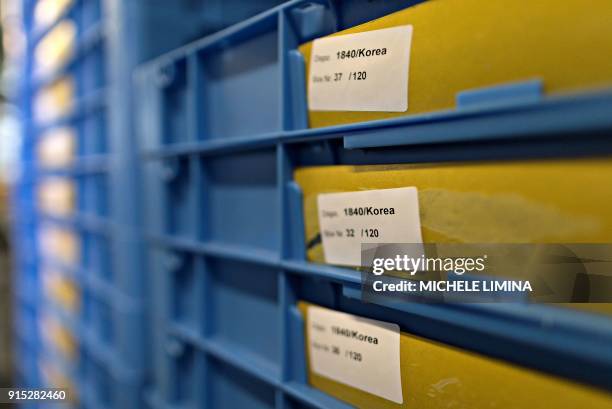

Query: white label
[308,25,413,112]
[308,305,403,404]
[317,187,422,266]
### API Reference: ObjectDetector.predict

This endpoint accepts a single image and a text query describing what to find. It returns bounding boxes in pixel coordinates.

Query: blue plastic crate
[135,1,612,407]
[12,0,103,401]
[14,0,298,407]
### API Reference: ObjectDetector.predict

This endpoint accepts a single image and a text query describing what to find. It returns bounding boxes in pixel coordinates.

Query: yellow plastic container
[37,177,75,216]
[39,313,77,361]
[34,0,74,29]
[37,127,75,168]
[295,159,612,263]
[299,301,612,409]
[42,267,80,314]
[34,77,75,124]
[299,0,612,128]
[34,19,76,77]
[296,160,612,314]
[38,224,80,266]
[39,359,78,404]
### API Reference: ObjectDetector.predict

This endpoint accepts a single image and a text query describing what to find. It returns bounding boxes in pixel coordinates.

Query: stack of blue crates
[12,0,287,407]
[135,1,612,408]
[12,0,612,408]
[16,0,134,406]
[10,130,41,396]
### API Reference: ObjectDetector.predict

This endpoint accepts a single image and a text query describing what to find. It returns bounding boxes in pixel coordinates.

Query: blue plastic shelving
[11,0,612,407]
[135,1,612,408]
[13,0,290,407]
[16,0,127,405]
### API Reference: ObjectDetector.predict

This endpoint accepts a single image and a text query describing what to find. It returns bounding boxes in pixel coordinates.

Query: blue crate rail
[135,1,612,408]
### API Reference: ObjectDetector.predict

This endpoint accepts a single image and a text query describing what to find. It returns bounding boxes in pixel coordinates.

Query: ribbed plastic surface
[13,0,289,408]
[135,1,612,408]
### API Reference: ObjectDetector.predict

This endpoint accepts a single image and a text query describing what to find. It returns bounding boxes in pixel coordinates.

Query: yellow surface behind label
[35,77,75,123]
[38,225,80,266]
[37,127,75,168]
[35,19,76,77]
[299,0,612,128]
[42,268,80,314]
[37,178,75,217]
[298,301,612,409]
[39,359,78,404]
[35,0,73,29]
[295,159,612,315]
[295,159,612,262]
